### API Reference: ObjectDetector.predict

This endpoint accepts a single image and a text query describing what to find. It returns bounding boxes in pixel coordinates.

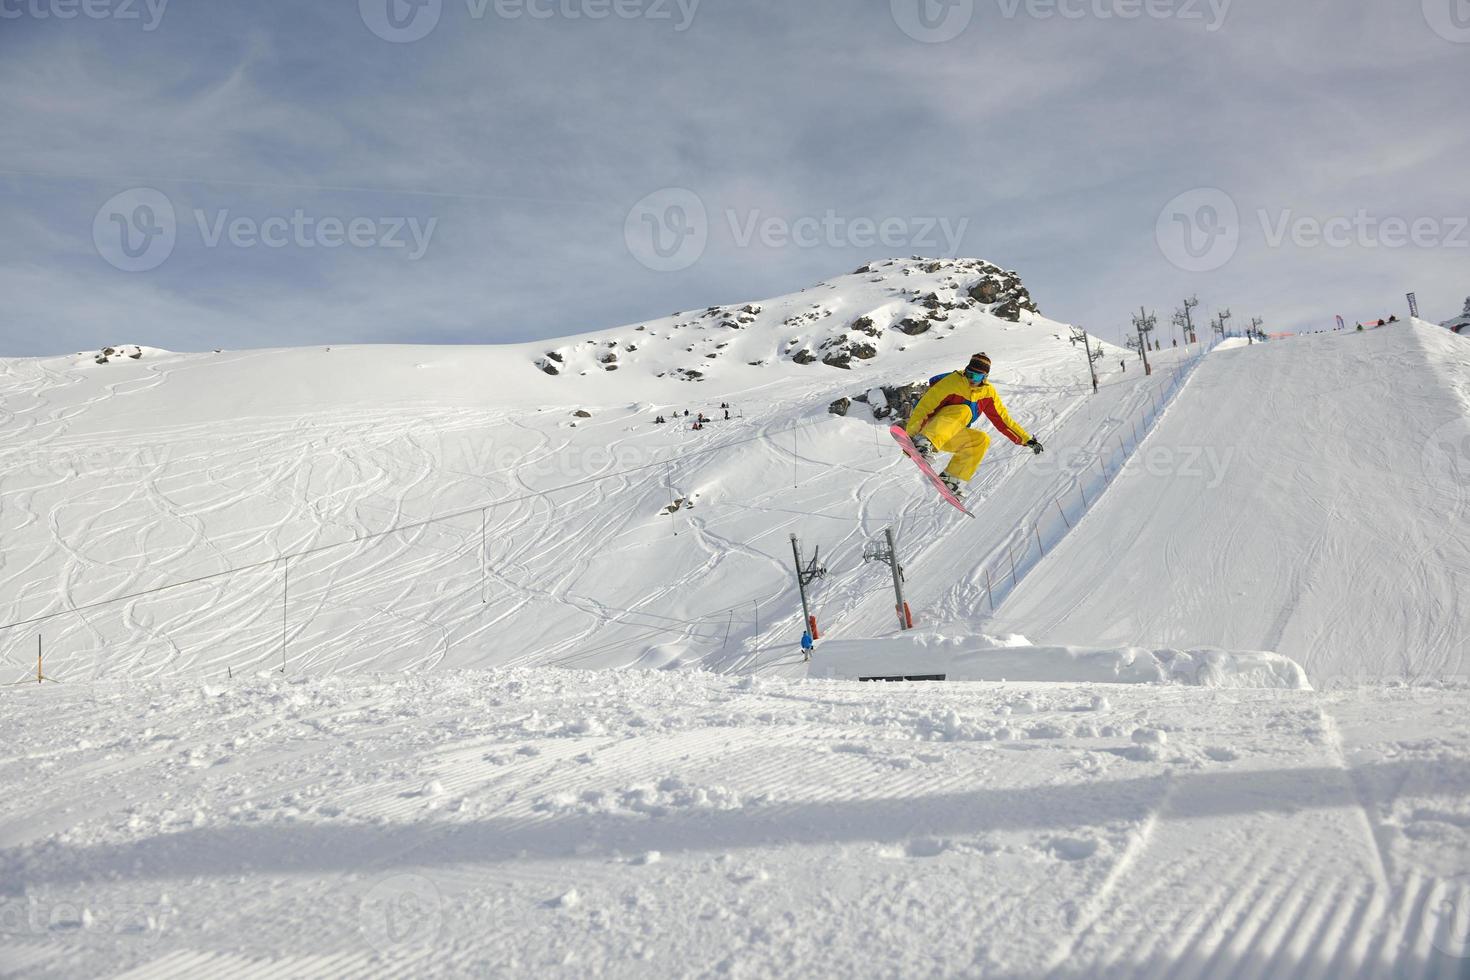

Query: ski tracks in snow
[7,673,1467,978]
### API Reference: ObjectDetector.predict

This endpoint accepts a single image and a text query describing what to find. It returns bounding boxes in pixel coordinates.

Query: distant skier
[904,353,1043,501]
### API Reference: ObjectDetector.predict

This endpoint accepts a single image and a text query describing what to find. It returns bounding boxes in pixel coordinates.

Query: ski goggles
[965,370,989,384]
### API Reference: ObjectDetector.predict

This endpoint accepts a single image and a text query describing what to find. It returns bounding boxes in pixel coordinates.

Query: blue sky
[2,0,1466,356]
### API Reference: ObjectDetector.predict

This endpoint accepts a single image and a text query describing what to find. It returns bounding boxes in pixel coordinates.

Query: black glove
[1027,438,1044,455]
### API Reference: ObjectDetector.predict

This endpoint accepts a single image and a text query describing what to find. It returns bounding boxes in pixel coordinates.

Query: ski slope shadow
[8,758,1466,891]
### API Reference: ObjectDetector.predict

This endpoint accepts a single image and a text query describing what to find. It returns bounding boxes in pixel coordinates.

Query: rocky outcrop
[526,257,1042,377]
[885,382,929,421]
[828,380,929,424]
[964,262,1038,322]
[87,345,145,365]
[1442,297,1470,334]
[815,331,881,370]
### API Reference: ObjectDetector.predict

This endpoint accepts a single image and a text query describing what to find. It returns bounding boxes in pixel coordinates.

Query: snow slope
[5,264,1470,978]
[997,323,1470,685]
[0,258,1130,684]
[3,670,1468,979]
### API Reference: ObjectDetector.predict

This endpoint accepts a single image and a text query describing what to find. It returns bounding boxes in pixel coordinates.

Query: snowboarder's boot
[939,473,965,501]
[912,434,937,461]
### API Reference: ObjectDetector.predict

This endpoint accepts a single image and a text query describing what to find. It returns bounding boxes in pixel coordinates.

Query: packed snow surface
[0,258,1142,683]
[999,324,1470,685]
[3,263,1469,977]
[3,670,1469,978]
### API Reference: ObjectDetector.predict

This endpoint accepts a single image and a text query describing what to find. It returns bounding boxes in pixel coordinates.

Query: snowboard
[889,425,974,518]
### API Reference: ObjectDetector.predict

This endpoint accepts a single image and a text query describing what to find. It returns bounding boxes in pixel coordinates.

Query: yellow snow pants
[918,406,991,482]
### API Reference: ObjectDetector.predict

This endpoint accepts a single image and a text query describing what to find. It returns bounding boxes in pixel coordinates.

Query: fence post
[1056,498,1071,529]
[1078,478,1089,508]
[37,635,42,684]
[281,560,289,674]
[985,567,994,612]
[1035,525,1045,558]
[1008,545,1018,588]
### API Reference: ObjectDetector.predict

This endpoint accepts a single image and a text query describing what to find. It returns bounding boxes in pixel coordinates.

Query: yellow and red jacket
[905,372,1031,445]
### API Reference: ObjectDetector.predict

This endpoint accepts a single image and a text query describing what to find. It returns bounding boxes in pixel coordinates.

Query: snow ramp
[996,322,1470,686]
[808,631,1309,688]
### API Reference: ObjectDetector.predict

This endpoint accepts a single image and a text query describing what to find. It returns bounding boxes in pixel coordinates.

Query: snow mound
[1000,322,1470,685]
[807,631,1309,689]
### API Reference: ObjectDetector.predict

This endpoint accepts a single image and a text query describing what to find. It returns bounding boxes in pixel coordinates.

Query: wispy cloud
[1,0,1466,356]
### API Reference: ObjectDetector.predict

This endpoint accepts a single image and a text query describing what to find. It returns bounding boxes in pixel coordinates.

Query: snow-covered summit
[530,257,1043,381]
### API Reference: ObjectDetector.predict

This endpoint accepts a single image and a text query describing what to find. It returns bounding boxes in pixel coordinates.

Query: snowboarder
[904,353,1043,501]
